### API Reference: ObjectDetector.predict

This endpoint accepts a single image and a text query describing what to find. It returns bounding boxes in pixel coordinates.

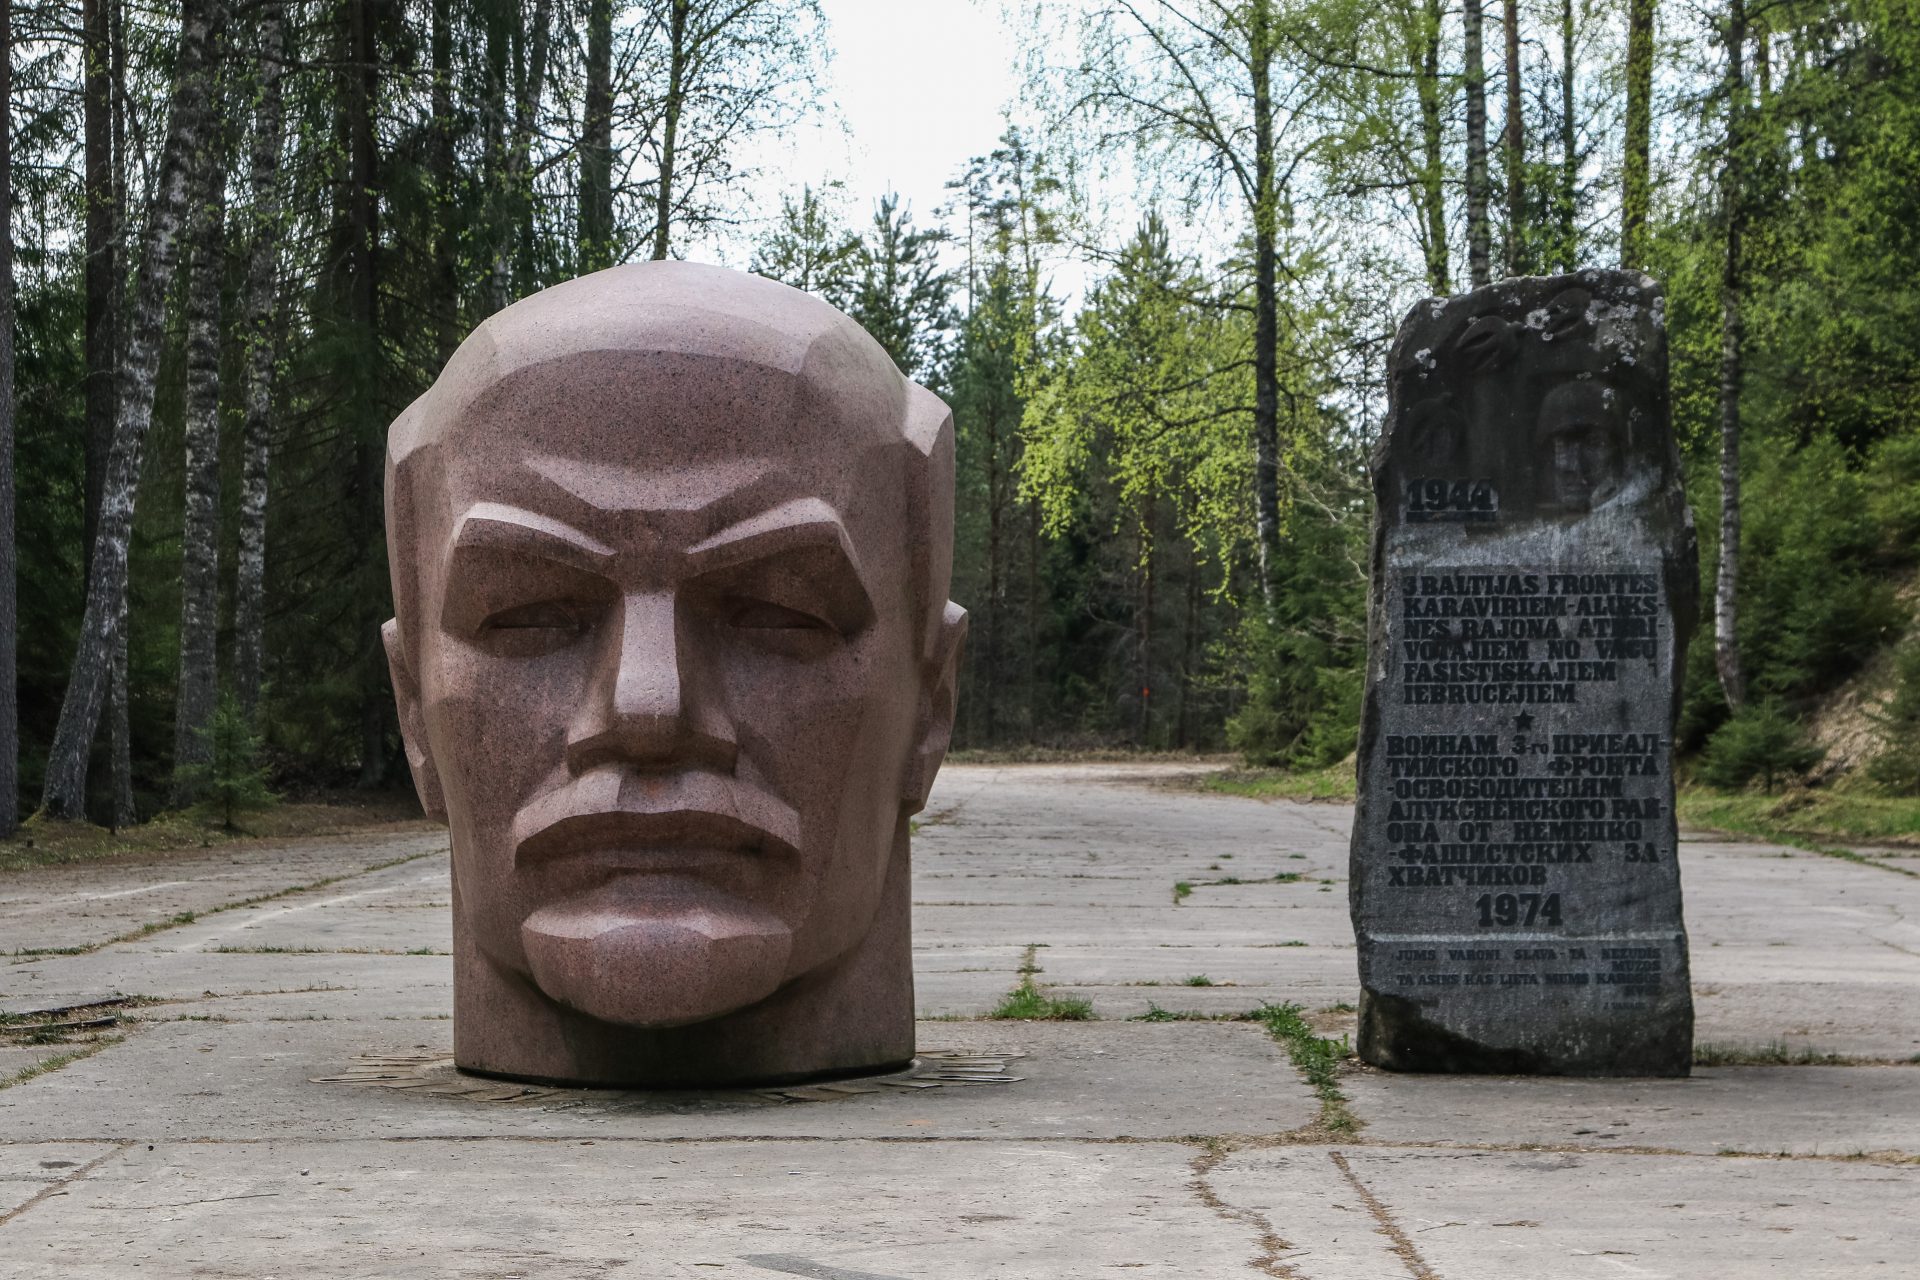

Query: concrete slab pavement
[0,763,1914,1277]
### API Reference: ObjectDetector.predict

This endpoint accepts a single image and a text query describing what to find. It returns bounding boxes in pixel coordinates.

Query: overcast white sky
[704,0,1033,270]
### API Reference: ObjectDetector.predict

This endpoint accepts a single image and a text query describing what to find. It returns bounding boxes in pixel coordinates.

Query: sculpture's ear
[903,601,967,814]
[383,619,447,823]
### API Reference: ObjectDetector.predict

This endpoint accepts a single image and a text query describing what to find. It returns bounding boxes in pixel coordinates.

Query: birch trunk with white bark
[233,0,287,724]
[109,595,133,827]
[41,0,228,821]
[172,163,226,802]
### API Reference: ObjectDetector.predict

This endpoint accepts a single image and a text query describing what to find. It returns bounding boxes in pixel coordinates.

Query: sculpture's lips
[515,807,794,867]
[510,769,802,869]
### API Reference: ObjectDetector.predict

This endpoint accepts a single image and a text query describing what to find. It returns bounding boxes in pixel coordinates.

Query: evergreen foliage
[177,690,276,829]
[1699,701,1824,792]
[1868,644,1920,795]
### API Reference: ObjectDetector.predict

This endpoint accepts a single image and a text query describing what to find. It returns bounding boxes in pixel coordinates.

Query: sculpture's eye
[479,600,592,653]
[728,598,834,633]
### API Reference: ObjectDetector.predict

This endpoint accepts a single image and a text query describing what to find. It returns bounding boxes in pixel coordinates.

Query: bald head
[390,261,946,466]
[377,264,966,1083]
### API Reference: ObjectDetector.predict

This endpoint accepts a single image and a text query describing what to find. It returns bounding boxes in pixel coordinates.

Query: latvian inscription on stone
[1351,270,1698,1076]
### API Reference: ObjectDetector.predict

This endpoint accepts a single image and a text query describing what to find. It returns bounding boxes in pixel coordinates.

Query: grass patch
[1678,786,1920,858]
[0,1035,125,1091]
[990,986,1094,1020]
[1183,974,1214,987]
[1693,1040,1854,1067]
[1130,1003,1219,1022]
[1255,1002,1358,1136]
[988,944,1095,1021]
[1178,870,1304,899]
[1200,761,1356,804]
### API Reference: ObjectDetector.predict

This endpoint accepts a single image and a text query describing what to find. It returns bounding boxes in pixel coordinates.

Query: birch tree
[41,0,229,820]
[232,0,288,723]
[82,0,116,567]
[172,161,226,801]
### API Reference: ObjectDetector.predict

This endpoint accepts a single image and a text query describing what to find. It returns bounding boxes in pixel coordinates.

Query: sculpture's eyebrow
[446,502,615,571]
[686,497,864,580]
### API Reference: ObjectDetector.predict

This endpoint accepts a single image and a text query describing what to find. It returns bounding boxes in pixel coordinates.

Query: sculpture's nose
[566,590,737,775]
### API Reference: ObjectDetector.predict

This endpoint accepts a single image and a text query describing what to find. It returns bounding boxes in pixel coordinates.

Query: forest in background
[0,0,1915,832]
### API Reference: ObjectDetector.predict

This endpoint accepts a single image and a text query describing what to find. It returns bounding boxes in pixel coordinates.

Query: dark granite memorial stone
[1350,269,1698,1077]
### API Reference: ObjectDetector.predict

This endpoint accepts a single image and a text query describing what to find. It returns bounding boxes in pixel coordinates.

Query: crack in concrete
[0,1142,131,1230]
[98,1190,284,1210]
[1328,1149,1440,1280]
[1186,1140,1309,1278]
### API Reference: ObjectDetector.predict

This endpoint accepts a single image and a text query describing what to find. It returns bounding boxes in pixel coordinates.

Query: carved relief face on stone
[1534,381,1627,513]
[382,262,965,1041]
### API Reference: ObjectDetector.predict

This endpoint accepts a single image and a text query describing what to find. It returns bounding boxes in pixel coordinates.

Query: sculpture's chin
[519,886,793,1028]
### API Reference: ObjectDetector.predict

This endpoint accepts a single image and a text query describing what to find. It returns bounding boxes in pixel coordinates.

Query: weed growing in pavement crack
[1131,1004,1226,1022]
[1693,1040,1853,1066]
[988,944,1094,1021]
[1256,1002,1358,1136]
[0,1035,125,1091]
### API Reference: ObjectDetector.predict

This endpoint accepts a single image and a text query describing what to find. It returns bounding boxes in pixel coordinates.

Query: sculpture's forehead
[391,261,906,466]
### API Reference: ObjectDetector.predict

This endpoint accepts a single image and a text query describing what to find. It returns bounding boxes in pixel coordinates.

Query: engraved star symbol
[1512,712,1536,732]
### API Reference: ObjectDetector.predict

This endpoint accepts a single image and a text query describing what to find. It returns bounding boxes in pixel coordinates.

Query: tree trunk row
[41,0,230,820]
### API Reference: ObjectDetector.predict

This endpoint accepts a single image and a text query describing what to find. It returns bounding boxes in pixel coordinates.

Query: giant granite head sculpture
[383,262,966,1087]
